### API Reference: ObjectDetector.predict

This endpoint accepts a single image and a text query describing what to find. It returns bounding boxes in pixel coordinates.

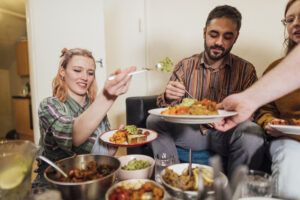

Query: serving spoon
[108,63,162,80]
[37,155,68,179]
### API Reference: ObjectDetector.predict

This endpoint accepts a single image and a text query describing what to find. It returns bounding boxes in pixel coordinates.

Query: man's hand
[213,93,257,132]
[165,81,186,101]
[265,119,286,137]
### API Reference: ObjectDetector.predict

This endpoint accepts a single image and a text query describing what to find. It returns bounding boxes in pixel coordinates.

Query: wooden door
[16,40,29,76]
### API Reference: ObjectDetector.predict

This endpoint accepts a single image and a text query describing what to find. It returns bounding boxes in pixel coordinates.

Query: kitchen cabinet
[16,40,30,76]
[12,97,33,141]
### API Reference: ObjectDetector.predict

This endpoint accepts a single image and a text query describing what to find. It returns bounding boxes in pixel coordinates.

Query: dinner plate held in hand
[99,128,158,147]
[269,124,300,135]
[148,108,237,124]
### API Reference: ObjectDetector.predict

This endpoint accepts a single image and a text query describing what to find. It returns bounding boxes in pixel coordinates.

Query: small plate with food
[148,98,237,124]
[269,125,300,135]
[269,119,300,135]
[100,125,158,147]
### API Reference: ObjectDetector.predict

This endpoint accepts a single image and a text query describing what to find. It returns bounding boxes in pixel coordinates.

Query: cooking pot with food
[44,154,120,200]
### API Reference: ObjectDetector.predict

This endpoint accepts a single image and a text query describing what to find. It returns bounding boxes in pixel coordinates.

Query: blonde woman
[33,48,135,191]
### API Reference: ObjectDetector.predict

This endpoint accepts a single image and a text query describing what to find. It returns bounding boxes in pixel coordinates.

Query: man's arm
[214,44,300,131]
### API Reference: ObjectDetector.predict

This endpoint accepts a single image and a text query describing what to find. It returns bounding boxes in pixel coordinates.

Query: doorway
[0,0,29,139]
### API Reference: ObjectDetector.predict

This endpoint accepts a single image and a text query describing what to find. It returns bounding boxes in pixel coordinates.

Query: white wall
[104,0,147,128]
[145,0,287,97]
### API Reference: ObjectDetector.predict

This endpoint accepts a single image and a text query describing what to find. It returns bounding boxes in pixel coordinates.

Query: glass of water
[240,170,272,198]
[155,152,175,184]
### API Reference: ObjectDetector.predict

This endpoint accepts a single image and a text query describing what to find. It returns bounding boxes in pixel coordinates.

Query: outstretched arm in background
[214,44,300,131]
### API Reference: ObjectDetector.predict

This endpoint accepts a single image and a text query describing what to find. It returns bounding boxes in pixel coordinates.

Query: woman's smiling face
[286,0,300,44]
[60,55,95,100]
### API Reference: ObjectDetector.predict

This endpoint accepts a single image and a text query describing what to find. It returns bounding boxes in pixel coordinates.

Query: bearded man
[146,5,265,177]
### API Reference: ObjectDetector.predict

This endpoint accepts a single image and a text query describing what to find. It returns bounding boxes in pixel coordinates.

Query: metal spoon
[37,155,68,179]
[143,63,162,71]
[108,63,162,80]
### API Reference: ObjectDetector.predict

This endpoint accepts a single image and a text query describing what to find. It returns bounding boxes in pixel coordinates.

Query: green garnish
[125,125,139,135]
[179,98,197,106]
[158,57,174,72]
[121,158,151,170]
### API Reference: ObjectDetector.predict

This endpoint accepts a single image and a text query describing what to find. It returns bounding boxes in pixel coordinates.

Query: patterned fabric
[157,52,258,107]
[38,95,110,162]
[255,58,300,141]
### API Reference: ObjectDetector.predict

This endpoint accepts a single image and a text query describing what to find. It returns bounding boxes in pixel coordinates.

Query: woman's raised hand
[103,66,136,99]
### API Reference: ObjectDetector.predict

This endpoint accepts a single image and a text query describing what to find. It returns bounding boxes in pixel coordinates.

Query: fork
[173,73,194,98]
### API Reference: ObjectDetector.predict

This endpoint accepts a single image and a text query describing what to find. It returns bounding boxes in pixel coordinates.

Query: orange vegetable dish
[270,119,300,126]
[109,182,164,200]
[161,98,218,115]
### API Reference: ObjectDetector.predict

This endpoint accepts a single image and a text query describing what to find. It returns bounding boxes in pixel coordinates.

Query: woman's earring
[61,76,64,81]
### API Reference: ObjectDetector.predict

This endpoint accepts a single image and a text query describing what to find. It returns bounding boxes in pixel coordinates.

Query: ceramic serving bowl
[160,163,228,200]
[117,154,155,181]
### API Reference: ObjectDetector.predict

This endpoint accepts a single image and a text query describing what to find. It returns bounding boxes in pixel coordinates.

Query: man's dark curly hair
[205,5,242,31]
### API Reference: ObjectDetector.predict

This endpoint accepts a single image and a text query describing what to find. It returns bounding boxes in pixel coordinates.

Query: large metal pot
[44,154,120,200]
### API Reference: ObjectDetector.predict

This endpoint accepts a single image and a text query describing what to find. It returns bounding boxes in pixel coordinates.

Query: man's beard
[204,41,233,61]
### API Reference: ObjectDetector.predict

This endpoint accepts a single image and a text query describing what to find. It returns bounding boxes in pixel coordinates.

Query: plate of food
[100,125,158,147]
[148,98,237,124]
[269,119,300,135]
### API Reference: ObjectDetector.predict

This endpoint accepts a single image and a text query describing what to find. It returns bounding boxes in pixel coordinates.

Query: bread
[127,134,147,144]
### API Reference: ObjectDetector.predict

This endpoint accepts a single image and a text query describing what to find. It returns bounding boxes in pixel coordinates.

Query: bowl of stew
[105,179,165,200]
[44,154,120,200]
[117,154,155,180]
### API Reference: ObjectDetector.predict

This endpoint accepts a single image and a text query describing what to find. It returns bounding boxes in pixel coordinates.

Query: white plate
[269,124,300,135]
[148,108,237,124]
[99,128,158,147]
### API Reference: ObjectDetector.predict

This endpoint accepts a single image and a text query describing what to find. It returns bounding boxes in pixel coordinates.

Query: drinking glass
[0,140,37,200]
[154,152,175,184]
[240,170,272,198]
